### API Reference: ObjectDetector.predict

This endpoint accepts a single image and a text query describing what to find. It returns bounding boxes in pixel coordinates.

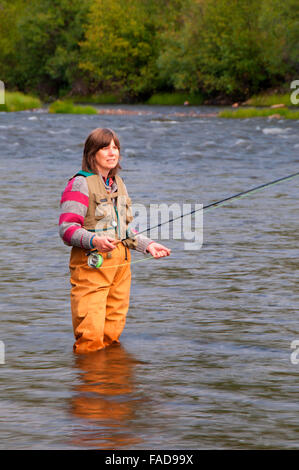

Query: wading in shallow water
[59,128,171,353]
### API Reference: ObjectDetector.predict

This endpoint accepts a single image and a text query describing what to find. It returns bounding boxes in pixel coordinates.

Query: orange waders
[69,243,131,354]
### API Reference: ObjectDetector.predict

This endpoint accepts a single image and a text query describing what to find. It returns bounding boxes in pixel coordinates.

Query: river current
[0,106,298,449]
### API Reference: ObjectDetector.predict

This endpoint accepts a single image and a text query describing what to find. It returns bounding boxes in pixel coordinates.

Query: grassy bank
[146,93,204,106]
[245,93,297,107]
[219,107,299,119]
[0,91,42,112]
[70,91,205,106]
[49,100,97,114]
[70,93,121,105]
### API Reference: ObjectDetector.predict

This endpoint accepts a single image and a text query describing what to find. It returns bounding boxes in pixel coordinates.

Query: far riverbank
[1,91,298,120]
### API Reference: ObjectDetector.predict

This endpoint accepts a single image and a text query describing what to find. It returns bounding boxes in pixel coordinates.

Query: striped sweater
[59,175,152,253]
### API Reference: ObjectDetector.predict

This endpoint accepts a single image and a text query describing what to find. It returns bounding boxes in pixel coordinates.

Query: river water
[0,106,298,449]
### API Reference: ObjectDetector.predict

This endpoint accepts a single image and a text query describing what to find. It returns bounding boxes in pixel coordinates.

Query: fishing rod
[88,170,298,269]
[127,170,299,239]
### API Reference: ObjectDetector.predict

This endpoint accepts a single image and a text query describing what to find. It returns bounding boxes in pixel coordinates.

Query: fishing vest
[73,171,137,249]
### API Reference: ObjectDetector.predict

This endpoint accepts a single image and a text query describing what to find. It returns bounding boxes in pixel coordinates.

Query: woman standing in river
[59,127,171,353]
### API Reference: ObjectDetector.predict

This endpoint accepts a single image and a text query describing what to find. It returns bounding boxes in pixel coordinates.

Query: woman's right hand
[91,236,117,252]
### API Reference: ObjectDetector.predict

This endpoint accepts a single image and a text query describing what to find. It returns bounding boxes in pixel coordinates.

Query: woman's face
[95,139,120,176]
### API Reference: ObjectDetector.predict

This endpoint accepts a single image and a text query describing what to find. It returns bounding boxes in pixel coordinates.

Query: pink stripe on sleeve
[63,225,80,244]
[60,191,89,206]
[64,179,74,192]
[59,212,84,226]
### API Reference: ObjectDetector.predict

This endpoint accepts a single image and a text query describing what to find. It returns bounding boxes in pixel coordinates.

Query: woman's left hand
[146,242,171,259]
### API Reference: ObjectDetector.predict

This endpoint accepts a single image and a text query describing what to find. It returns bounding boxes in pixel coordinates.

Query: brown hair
[82,128,122,177]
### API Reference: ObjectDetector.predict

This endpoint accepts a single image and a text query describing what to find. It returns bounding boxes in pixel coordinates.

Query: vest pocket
[94,208,106,220]
[94,195,110,220]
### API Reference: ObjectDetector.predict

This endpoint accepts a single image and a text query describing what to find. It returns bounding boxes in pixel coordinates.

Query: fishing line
[96,170,299,269]
[132,170,299,238]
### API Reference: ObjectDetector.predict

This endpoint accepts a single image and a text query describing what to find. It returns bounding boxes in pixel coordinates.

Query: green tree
[259,0,299,79]
[158,0,269,99]
[0,0,27,87]
[1,0,297,100]
[156,0,201,93]
[10,0,91,96]
[79,0,160,99]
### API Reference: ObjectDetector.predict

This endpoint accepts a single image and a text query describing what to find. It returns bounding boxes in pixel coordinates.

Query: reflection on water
[69,345,143,449]
[0,107,298,449]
